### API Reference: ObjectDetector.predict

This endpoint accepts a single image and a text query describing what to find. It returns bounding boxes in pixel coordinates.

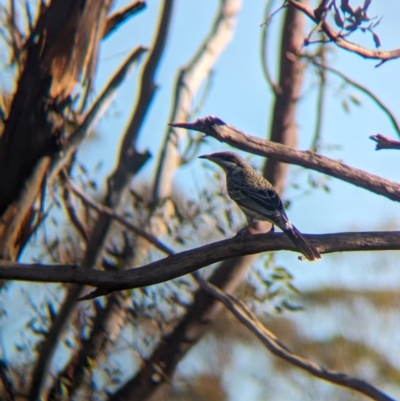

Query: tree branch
[103,1,146,39]
[195,274,396,401]
[170,117,400,203]
[49,46,148,182]
[152,0,241,201]
[287,0,400,64]
[1,231,400,294]
[370,134,400,151]
[308,60,400,137]
[68,181,173,255]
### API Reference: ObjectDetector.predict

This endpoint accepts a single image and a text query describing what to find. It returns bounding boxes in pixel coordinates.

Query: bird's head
[198,151,246,172]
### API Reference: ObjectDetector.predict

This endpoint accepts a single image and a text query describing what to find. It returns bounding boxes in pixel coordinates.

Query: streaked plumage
[199,151,321,261]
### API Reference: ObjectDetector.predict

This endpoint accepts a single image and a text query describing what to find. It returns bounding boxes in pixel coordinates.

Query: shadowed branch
[1,231,400,298]
[195,274,396,401]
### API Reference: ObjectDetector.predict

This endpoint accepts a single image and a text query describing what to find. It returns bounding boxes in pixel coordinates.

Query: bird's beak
[198,154,226,170]
[198,154,222,165]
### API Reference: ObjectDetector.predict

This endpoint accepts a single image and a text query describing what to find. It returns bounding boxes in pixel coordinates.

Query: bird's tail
[283,225,321,261]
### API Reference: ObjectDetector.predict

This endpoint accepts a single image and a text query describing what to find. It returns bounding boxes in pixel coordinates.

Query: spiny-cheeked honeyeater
[199,151,321,261]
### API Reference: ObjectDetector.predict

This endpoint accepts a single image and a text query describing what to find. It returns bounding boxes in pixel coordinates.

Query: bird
[198,151,321,261]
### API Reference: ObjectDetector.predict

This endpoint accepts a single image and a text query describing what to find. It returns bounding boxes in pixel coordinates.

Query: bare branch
[370,134,400,151]
[308,60,400,137]
[0,156,51,261]
[310,45,327,152]
[260,0,283,94]
[29,285,82,401]
[29,22,149,401]
[47,293,132,400]
[49,46,148,182]
[1,231,400,294]
[61,174,90,242]
[103,1,146,39]
[152,0,241,201]
[68,181,174,255]
[195,275,396,401]
[288,0,400,64]
[171,117,400,203]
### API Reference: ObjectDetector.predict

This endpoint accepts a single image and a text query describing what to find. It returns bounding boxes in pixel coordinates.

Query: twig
[370,134,400,151]
[260,0,282,94]
[47,293,132,400]
[309,60,400,137]
[68,181,174,255]
[310,45,327,152]
[29,285,82,401]
[61,170,90,242]
[287,0,400,64]
[170,117,400,203]
[103,1,146,39]
[195,275,396,401]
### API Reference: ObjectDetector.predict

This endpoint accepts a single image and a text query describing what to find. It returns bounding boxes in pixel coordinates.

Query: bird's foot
[236,223,275,239]
[236,222,265,238]
[236,226,252,238]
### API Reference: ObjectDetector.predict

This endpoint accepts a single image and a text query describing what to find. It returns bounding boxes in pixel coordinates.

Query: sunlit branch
[152,0,242,201]
[171,117,400,203]
[370,134,400,151]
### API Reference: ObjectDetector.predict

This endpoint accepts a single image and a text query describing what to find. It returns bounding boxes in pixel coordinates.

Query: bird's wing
[228,184,284,216]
